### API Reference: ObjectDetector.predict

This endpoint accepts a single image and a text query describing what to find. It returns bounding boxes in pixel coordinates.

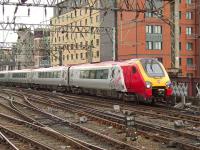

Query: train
[0,58,173,103]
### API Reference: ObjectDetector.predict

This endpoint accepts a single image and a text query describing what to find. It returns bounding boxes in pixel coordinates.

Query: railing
[171,77,200,98]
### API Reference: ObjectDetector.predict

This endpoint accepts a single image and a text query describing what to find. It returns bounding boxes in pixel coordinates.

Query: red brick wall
[117,0,199,77]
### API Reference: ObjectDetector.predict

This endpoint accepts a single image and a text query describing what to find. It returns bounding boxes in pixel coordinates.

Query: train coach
[69,58,173,102]
[32,66,69,91]
[0,58,173,103]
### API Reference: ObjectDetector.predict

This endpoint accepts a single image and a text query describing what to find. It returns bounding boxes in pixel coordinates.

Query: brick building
[51,0,200,77]
[117,0,200,77]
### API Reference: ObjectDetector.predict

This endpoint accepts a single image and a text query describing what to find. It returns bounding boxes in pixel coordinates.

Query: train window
[89,70,96,79]
[53,72,56,78]
[132,66,137,74]
[140,59,164,77]
[0,74,5,78]
[80,70,89,79]
[85,71,90,78]
[47,72,50,78]
[57,71,61,78]
[96,70,103,79]
[102,69,109,79]
[80,69,108,79]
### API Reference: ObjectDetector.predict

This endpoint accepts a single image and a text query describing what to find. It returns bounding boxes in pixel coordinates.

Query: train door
[121,66,132,90]
[130,65,143,94]
[63,68,68,86]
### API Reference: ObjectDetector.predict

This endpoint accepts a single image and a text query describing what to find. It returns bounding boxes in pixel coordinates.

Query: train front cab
[123,59,173,103]
[138,59,173,102]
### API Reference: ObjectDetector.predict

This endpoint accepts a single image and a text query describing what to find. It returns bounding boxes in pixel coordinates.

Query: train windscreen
[140,59,165,77]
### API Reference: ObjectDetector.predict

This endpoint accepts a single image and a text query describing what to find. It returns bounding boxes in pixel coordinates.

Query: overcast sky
[0,3,53,43]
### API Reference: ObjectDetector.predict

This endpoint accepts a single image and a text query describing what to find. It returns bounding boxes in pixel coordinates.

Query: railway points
[0,87,200,150]
[0,0,200,149]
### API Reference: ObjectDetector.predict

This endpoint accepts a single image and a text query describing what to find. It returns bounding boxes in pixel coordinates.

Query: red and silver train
[0,58,173,103]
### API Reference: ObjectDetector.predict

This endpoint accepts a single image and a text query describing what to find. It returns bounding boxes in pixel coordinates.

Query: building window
[66,33,68,39]
[179,58,182,66]
[96,39,100,46]
[76,54,78,59]
[179,11,182,19]
[91,40,93,46]
[71,44,74,50]
[186,27,192,35]
[80,42,83,48]
[80,53,83,59]
[75,10,77,17]
[186,12,192,19]
[146,25,152,34]
[186,42,193,50]
[179,42,181,51]
[179,27,181,35]
[76,43,78,49]
[146,41,153,50]
[154,26,162,34]
[187,58,193,66]
[145,12,154,18]
[71,54,73,60]
[154,42,162,50]
[146,25,162,34]
[85,19,87,25]
[186,0,192,4]
[86,52,88,59]
[146,41,162,50]
[97,51,100,57]
[67,55,69,60]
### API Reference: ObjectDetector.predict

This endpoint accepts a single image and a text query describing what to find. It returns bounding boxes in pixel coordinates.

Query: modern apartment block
[50,0,114,66]
[117,0,200,77]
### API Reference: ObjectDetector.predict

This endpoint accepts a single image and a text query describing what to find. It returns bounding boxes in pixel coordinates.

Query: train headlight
[145,81,152,89]
[166,81,172,88]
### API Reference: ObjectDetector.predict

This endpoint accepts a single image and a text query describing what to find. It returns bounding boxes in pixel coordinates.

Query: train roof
[33,66,69,72]
[6,69,32,73]
[70,59,141,68]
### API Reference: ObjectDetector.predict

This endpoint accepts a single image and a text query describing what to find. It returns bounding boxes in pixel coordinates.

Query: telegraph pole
[114,0,118,61]
[170,0,179,74]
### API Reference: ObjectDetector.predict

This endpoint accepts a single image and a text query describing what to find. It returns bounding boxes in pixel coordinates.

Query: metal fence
[171,77,200,98]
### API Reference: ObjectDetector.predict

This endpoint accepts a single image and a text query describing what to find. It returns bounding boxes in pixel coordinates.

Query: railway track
[41,91,200,126]
[5,88,200,150]
[2,88,200,149]
[0,113,89,150]
[0,90,138,150]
